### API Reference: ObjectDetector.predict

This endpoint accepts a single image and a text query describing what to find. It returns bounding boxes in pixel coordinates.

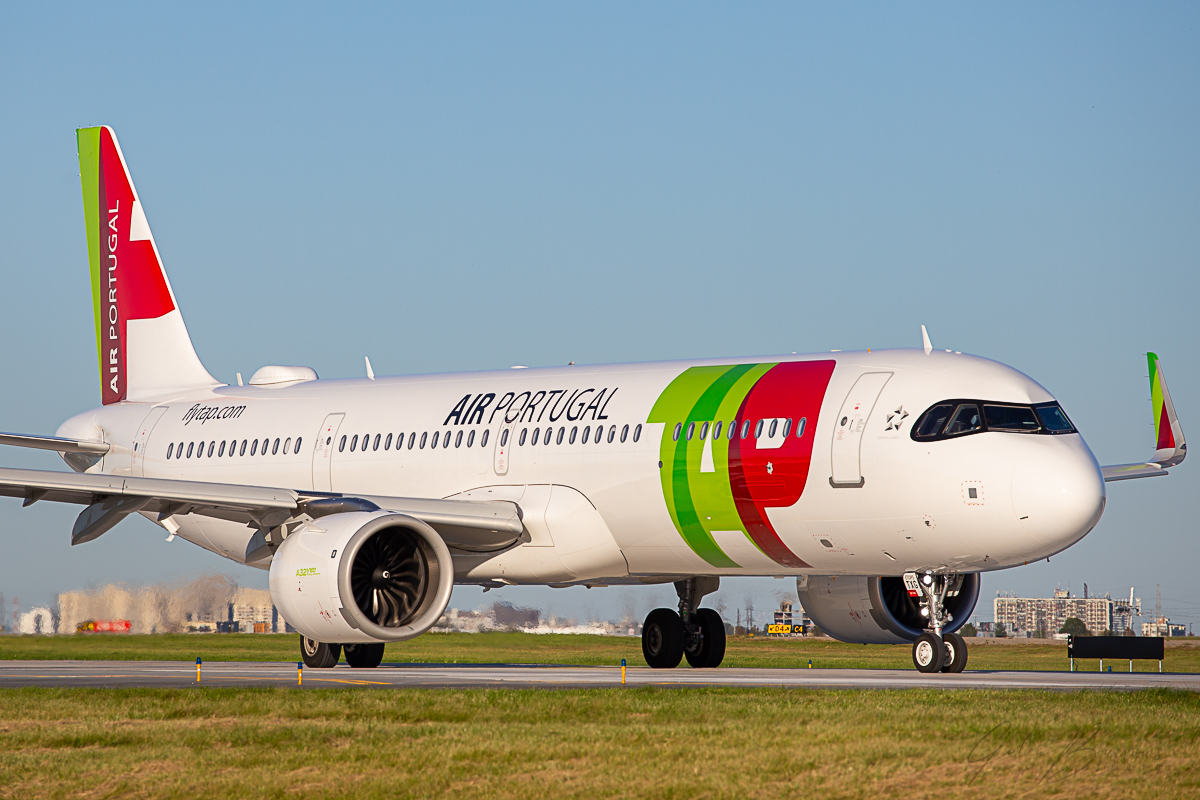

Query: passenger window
[945,404,983,436]
[741,420,750,439]
[621,424,629,443]
[166,443,174,459]
[197,441,205,458]
[556,428,564,445]
[782,419,792,437]
[569,426,577,444]
[501,429,509,447]
[608,425,616,443]
[420,432,428,449]
[385,433,393,450]
[728,421,736,440]
[633,424,642,442]
[178,441,184,458]
[350,435,358,452]
[187,442,195,458]
[455,431,463,448]
[480,429,489,447]
[544,428,552,445]
[755,420,764,438]
[239,440,247,456]
[272,438,280,455]
[295,437,302,452]
[531,427,540,446]
[519,428,528,446]
[595,426,603,444]
[218,441,226,457]
[250,440,258,456]
[443,432,451,448]
[796,417,806,438]
[582,425,591,443]
[699,422,709,440]
[913,404,954,439]
[673,422,682,442]
[983,405,1040,432]
[467,430,475,447]
[686,422,695,441]
[209,442,216,457]
[711,421,721,440]
[432,432,440,448]
[408,432,416,449]
[373,434,381,451]
[1034,403,1076,433]
[283,438,291,455]
[768,419,778,437]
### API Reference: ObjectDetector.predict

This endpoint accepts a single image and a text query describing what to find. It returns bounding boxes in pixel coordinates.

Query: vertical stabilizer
[76,126,218,404]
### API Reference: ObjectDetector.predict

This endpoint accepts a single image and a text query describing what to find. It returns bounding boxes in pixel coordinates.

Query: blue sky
[1,4,1198,629]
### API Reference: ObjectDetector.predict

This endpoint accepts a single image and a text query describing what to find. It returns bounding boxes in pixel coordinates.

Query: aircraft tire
[344,642,386,668]
[642,608,684,669]
[684,608,727,668]
[911,632,945,673]
[941,632,968,673]
[301,636,342,669]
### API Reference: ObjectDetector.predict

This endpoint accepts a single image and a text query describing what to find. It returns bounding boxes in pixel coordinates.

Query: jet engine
[269,511,454,644]
[796,574,980,644]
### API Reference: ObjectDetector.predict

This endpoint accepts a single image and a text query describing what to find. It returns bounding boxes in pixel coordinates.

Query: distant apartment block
[993,588,1121,636]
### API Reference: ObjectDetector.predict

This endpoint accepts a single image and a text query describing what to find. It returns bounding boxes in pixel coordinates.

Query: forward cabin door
[131,406,169,477]
[830,372,891,487]
[312,413,345,491]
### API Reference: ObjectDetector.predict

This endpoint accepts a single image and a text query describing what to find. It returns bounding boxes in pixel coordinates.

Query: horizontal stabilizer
[0,432,110,456]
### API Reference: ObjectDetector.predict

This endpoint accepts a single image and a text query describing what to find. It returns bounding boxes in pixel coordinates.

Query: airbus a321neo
[0,127,1185,672]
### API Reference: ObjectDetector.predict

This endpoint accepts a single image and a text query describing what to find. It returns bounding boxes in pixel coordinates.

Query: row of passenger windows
[508,423,641,447]
[671,417,808,442]
[166,436,302,460]
[339,429,492,452]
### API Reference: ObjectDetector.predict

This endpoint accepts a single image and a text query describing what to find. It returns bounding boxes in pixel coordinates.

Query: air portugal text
[443,387,619,427]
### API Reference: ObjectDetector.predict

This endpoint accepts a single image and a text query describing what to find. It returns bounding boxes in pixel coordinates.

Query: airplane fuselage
[55,348,1107,585]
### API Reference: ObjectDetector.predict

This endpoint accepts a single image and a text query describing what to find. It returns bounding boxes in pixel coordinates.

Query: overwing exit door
[312,413,345,491]
[830,372,892,487]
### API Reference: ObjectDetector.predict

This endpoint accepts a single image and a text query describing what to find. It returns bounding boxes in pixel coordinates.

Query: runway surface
[1,660,1197,690]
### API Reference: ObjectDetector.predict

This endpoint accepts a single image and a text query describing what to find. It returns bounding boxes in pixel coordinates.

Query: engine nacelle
[796,574,980,644]
[269,511,454,644]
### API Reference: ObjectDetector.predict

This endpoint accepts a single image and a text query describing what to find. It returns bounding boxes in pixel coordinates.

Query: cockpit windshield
[911,399,1076,441]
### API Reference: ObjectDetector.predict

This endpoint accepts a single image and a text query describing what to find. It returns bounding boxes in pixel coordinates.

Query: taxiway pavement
[0,661,1196,691]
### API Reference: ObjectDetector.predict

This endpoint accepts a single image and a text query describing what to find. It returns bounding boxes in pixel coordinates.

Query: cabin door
[830,372,891,487]
[312,413,345,491]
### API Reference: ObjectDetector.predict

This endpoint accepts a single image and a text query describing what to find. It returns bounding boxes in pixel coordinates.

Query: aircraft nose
[1011,439,1106,548]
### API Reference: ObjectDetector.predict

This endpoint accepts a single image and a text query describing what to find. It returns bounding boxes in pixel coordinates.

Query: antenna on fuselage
[365,356,375,381]
[921,325,933,355]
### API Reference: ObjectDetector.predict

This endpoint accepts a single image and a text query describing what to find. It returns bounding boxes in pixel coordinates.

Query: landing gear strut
[641,577,725,669]
[904,572,968,674]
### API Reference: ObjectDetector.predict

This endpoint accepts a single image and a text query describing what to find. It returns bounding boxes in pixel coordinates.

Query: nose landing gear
[641,577,726,669]
[904,571,969,674]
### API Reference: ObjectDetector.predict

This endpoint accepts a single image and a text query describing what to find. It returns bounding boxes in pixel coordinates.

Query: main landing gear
[642,577,726,669]
[300,636,386,669]
[904,572,969,674]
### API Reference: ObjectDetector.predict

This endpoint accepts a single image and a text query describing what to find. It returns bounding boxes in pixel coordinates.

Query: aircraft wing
[0,466,523,557]
[1101,352,1187,482]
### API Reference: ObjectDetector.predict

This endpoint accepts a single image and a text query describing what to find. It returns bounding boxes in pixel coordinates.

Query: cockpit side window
[911,399,1077,441]
[983,404,1040,432]
[944,404,982,436]
[914,404,954,438]
[1034,403,1076,433]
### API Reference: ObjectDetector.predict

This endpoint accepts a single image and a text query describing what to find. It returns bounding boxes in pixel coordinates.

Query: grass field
[0,686,1197,799]
[2,631,1199,673]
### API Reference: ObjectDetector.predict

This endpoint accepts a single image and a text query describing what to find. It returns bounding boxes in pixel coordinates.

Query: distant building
[58,577,285,634]
[993,587,1122,637]
[1141,617,1188,637]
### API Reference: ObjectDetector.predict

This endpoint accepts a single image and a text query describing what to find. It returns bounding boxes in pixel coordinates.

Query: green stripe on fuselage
[648,362,775,567]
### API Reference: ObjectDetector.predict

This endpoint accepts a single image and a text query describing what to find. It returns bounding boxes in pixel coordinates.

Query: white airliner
[0,127,1185,673]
